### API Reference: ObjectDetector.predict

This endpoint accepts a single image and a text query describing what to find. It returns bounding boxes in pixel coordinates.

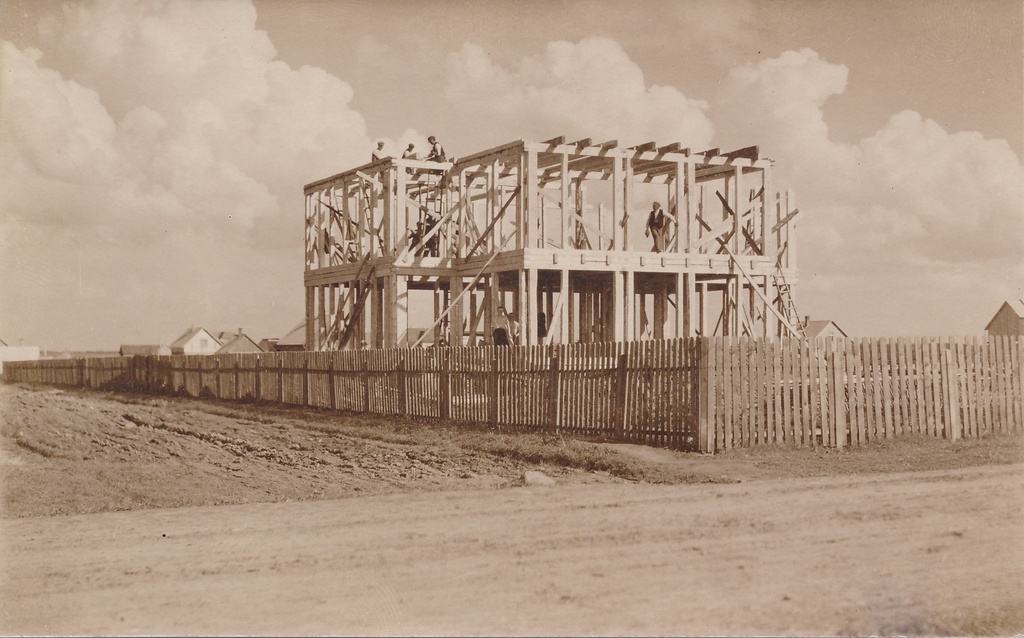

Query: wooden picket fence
[698,336,1023,451]
[3,340,701,449]
[4,336,1021,452]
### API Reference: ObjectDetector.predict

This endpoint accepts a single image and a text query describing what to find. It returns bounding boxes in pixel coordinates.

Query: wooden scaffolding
[303,136,803,350]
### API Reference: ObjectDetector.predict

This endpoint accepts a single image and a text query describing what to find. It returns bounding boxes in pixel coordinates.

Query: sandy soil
[2,384,1023,635]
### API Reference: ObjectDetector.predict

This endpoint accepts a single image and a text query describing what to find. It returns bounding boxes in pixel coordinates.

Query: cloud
[716,48,1024,334]
[445,37,714,148]
[0,0,374,348]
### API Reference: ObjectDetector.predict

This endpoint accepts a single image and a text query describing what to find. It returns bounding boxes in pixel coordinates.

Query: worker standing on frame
[426,136,446,162]
[645,201,675,253]
[371,141,385,161]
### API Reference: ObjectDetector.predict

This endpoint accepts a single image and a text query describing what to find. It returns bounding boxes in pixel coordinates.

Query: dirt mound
[2,383,1021,519]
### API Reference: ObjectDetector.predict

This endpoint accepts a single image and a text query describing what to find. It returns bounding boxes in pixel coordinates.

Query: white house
[169,327,222,355]
[985,299,1024,337]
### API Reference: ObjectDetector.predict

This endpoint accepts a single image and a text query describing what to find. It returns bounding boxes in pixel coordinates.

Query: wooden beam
[723,146,759,161]
[410,229,518,348]
[771,208,800,233]
[466,185,522,258]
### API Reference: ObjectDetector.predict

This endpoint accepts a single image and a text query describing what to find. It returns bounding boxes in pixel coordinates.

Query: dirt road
[4,464,1022,636]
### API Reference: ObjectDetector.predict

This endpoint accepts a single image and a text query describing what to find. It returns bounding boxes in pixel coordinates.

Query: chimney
[238,327,243,336]
[804,315,810,327]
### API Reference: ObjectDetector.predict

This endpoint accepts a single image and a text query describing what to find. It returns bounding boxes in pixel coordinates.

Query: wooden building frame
[303,137,803,350]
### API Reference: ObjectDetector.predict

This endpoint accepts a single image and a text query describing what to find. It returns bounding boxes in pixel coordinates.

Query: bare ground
[2,383,1023,635]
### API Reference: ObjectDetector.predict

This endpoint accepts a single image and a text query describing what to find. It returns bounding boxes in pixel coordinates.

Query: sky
[1,0,1021,351]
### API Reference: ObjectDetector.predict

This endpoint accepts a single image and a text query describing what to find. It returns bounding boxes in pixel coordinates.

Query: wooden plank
[867,339,881,440]
[998,337,1009,433]
[749,337,760,445]
[913,338,926,435]
[970,336,982,437]
[1010,337,1022,432]
[722,338,733,448]
[798,339,810,446]
[934,339,946,437]
[835,339,851,448]
[921,339,933,436]
[766,338,777,446]
[781,337,794,446]
[705,337,719,452]
[917,339,933,438]
[879,338,893,439]
[888,339,901,435]
[944,340,960,440]
[1012,337,1021,432]
[807,340,820,446]
[823,342,834,447]
[959,339,972,438]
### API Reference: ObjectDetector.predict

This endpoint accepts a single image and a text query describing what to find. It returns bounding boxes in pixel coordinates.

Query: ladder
[773,267,806,338]
[321,254,376,350]
[335,267,376,350]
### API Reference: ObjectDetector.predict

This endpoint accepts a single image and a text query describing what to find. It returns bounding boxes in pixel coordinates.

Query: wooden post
[254,356,261,403]
[944,342,960,440]
[305,286,315,350]
[234,360,240,400]
[488,348,499,427]
[215,358,222,398]
[396,275,409,347]
[397,357,407,415]
[361,358,371,412]
[450,276,464,346]
[524,268,536,345]
[545,353,561,428]
[78,359,85,387]
[439,349,451,420]
[613,351,628,440]
[623,271,635,341]
[277,356,284,403]
[612,156,624,250]
[328,357,337,410]
[697,337,711,453]
[832,340,845,449]
[302,357,309,407]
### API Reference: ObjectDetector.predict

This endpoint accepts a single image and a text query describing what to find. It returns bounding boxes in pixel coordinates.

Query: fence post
[254,356,261,403]
[234,360,240,401]
[439,349,450,420]
[397,357,407,415]
[78,359,85,388]
[302,357,309,407]
[943,342,960,440]
[832,340,845,449]
[361,358,370,412]
[614,351,629,440]
[545,352,561,428]
[214,358,222,398]
[488,348,499,427]
[323,356,333,409]
[697,337,711,453]
[277,356,284,403]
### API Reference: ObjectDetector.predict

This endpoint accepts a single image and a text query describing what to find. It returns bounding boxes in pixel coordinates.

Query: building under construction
[303,136,803,350]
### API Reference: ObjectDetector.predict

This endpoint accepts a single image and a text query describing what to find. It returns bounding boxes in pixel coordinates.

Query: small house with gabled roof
[985,299,1024,337]
[170,327,221,355]
[274,322,306,352]
[215,333,265,354]
[803,318,847,341]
